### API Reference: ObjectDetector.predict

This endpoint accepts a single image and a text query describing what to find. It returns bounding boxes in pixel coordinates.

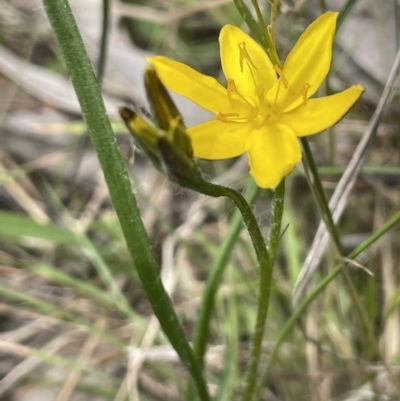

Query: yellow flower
[148,12,364,189]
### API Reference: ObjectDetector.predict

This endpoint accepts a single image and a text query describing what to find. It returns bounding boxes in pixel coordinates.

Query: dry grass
[0,0,400,400]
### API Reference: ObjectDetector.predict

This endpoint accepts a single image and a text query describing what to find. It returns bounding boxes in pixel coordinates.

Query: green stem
[42,1,210,399]
[318,0,327,12]
[182,176,277,401]
[268,179,285,264]
[250,0,282,68]
[187,178,284,401]
[301,138,379,359]
[96,0,110,85]
[186,181,260,401]
[256,208,400,397]
[269,0,279,45]
[191,181,269,266]
[232,0,281,68]
[337,0,360,31]
[251,0,269,39]
[301,138,341,250]
[241,179,285,401]
[192,181,260,366]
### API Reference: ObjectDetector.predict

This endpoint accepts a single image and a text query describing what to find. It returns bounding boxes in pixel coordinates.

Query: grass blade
[41,1,210,399]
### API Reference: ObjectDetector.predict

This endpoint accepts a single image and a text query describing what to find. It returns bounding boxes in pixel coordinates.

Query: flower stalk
[242,179,285,401]
[42,2,210,400]
[301,138,379,359]
[121,6,365,400]
[121,69,279,400]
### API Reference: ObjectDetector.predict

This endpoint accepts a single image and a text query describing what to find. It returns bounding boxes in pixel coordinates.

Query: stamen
[226,77,254,107]
[169,115,182,129]
[257,113,271,130]
[302,83,310,106]
[239,42,258,73]
[285,83,311,106]
[227,78,238,104]
[273,79,282,107]
[216,112,252,123]
[217,112,240,122]
[273,65,288,88]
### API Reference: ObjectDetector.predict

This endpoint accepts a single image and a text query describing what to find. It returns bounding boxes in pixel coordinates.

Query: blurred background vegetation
[0,0,400,400]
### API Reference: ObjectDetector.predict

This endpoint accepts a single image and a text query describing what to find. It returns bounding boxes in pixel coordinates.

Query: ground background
[0,0,400,400]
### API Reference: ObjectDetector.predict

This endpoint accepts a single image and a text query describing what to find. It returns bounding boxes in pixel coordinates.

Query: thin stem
[182,176,277,401]
[256,208,400,396]
[301,138,341,250]
[337,0,360,31]
[318,0,327,12]
[269,0,279,45]
[96,0,110,86]
[186,181,260,401]
[251,0,269,42]
[250,0,282,68]
[64,0,111,193]
[180,169,284,401]
[301,138,379,359]
[196,181,269,265]
[268,178,285,264]
[241,179,285,401]
[42,1,210,399]
[192,181,260,366]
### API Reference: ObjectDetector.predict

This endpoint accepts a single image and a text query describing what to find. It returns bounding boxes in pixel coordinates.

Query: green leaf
[232,0,269,49]
[0,211,77,245]
[41,1,210,399]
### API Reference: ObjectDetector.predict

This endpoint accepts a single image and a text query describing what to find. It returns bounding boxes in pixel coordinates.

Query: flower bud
[119,68,200,185]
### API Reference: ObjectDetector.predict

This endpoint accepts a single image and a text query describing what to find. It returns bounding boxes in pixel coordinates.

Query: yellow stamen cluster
[239,42,257,72]
[146,13,365,189]
[218,41,311,129]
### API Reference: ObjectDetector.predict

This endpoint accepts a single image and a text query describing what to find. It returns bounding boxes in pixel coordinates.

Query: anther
[302,83,310,106]
[273,79,282,107]
[217,112,240,123]
[273,65,288,88]
[257,113,271,130]
[226,77,254,107]
[239,42,258,73]
[285,83,311,106]
[227,79,238,104]
[169,115,182,130]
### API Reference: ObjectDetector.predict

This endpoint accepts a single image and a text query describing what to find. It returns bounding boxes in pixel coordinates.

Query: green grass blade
[337,0,360,30]
[256,208,400,397]
[0,284,125,348]
[232,0,268,49]
[41,1,209,399]
[0,211,77,245]
[186,181,259,401]
[0,210,143,324]
[96,0,110,84]
[193,181,259,365]
[30,262,144,326]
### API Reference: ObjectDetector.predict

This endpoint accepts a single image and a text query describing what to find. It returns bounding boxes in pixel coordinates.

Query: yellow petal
[220,25,278,104]
[247,124,301,189]
[187,119,252,159]
[267,12,338,111]
[280,84,364,137]
[148,56,249,115]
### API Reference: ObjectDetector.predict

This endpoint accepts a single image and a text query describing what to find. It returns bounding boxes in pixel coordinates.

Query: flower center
[216,41,310,128]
